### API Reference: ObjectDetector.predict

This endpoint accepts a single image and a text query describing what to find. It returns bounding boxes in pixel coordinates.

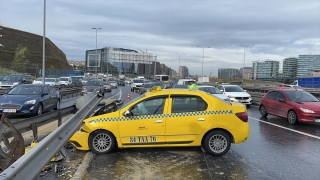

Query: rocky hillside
[0,26,72,73]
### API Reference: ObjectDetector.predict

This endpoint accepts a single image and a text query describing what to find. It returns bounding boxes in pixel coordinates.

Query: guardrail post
[57,112,62,127]
[31,122,38,142]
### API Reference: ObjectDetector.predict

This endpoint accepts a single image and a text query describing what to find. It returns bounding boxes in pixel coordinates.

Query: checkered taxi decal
[88,110,233,124]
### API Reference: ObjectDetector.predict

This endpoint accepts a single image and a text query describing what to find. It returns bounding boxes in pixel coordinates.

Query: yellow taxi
[69,86,250,156]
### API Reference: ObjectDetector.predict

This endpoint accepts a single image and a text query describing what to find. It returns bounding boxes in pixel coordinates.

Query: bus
[155,75,170,82]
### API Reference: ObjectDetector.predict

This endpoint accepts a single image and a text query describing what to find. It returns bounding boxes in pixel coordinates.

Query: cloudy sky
[1,0,319,76]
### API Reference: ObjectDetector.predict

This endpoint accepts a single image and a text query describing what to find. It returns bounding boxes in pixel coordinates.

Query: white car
[216,85,252,106]
[130,79,144,92]
[45,78,61,87]
[109,81,118,89]
[198,85,229,101]
[32,78,43,85]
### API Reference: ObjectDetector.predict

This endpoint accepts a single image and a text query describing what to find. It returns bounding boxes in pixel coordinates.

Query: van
[177,79,197,86]
[59,77,72,87]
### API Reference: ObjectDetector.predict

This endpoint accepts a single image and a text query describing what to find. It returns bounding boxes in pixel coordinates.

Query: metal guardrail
[0,92,103,180]
[12,106,75,131]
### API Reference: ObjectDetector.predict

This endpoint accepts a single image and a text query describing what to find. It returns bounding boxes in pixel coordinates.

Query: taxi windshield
[117,93,145,110]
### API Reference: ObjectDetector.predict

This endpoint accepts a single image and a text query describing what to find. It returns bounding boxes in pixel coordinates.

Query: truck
[293,77,320,88]
[119,74,125,80]
[198,76,209,83]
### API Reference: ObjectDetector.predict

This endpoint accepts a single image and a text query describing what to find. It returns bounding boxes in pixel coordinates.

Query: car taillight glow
[235,112,248,122]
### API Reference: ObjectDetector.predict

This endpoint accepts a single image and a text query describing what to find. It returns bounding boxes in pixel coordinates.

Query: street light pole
[197,46,210,77]
[42,0,46,84]
[92,28,101,79]
[240,44,250,85]
[175,53,186,77]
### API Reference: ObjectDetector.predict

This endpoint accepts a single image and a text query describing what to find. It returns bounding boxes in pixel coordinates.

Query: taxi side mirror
[124,110,133,117]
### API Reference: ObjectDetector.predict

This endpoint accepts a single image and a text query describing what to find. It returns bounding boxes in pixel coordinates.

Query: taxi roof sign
[150,86,162,92]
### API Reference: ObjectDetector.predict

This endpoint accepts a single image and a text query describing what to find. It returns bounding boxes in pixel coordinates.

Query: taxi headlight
[25,100,36,104]
[300,107,314,113]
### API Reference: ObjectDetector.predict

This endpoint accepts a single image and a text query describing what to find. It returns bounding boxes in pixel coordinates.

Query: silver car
[102,81,112,92]
[199,85,230,101]
[109,81,118,89]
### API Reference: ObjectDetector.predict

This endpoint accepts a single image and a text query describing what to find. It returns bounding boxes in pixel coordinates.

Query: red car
[259,88,320,124]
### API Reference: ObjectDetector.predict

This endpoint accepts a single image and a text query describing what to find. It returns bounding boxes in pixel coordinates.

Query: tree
[11,44,30,72]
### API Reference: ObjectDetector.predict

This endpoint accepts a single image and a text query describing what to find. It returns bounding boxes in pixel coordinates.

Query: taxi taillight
[235,112,248,122]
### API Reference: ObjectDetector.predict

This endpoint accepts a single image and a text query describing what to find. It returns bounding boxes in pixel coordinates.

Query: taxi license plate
[3,109,16,113]
[315,119,320,122]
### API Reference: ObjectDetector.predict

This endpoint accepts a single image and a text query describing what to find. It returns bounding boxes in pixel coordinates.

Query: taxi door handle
[155,120,162,123]
[198,118,205,121]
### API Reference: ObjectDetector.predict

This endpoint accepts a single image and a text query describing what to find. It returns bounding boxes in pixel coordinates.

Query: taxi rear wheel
[89,130,116,154]
[204,130,231,156]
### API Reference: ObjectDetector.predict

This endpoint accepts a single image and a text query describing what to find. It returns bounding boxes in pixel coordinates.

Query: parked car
[199,86,230,101]
[0,84,60,116]
[69,87,249,156]
[0,74,33,89]
[82,80,104,95]
[118,80,125,86]
[259,88,320,125]
[45,78,61,87]
[216,85,252,106]
[102,81,112,92]
[139,83,155,94]
[109,81,118,89]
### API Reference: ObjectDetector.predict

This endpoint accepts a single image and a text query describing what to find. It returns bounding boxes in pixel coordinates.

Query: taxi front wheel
[89,130,116,154]
[204,130,231,156]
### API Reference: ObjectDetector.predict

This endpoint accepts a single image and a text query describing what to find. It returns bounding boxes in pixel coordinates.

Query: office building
[179,66,189,78]
[252,60,279,80]
[297,54,320,77]
[218,68,240,79]
[239,67,253,80]
[283,57,298,79]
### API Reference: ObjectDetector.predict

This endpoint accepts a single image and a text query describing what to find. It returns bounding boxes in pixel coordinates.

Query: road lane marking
[249,117,320,140]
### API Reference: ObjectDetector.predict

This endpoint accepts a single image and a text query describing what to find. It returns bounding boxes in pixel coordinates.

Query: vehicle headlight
[25,100,36,104]
[300,107,314,113]
[228,95,235,98]
[13,82,19,86]
[0,82,1,85]
[82,88,87,92]
[132,84,136,87]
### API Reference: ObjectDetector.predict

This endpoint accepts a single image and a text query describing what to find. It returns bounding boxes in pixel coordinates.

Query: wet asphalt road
[82,85,320,180]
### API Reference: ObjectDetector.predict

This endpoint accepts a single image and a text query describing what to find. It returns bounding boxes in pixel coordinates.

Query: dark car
[82,80,104,95]
[153,82,164,89]
[139,83,155,94]
[71,77,83,87]
[0,84,60,116]
[0,74,8,81]
[118,80,125,86]
[259,88,320,125]
[0,74,33,89]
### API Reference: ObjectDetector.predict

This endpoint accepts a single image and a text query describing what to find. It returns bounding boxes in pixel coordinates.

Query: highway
[79,85,320,180]
[14,84,318,179]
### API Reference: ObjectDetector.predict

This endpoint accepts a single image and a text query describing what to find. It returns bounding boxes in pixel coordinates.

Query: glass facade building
[252,60,279,80]
[283,57,298,79]
[218,68,240,79]
[85,47,156,75]
[297,55,320,77]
